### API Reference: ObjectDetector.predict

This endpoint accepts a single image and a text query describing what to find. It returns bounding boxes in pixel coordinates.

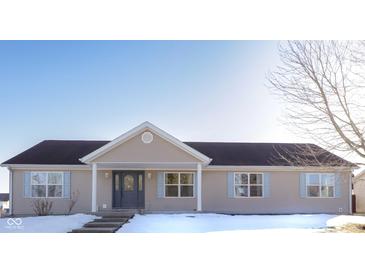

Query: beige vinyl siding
[202,170,351,214]
[11,169,113,215]
[11,168,351,215]
[94,131,202,163]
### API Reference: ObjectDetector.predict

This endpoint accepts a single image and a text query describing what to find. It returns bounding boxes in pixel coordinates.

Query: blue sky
[0,41,300,192]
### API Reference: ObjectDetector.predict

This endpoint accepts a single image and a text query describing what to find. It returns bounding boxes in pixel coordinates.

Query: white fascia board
[1,164,90,170]
[79,121,212,164]
[204,165,354,172]
[148,123,211,163]
[79,122,148,163]
[2,164,353,172]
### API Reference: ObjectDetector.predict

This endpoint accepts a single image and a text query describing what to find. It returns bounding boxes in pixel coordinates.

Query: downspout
[8,168,13,216]
[91,163,97,212]
[196,163,202,211]
[349,171,353,214]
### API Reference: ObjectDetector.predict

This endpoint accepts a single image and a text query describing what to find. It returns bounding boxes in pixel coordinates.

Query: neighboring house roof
[354,169,365,183]
[1,140,353,167]
[0,193,9,202]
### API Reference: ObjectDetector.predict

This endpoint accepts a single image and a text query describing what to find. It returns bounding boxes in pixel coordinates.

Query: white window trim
[164,172,195,198]
[233,172,264,198]
[305,173,335,198]
[30,172,64,198]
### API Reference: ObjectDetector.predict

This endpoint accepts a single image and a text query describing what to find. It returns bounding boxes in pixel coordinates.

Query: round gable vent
[141,131,154,144]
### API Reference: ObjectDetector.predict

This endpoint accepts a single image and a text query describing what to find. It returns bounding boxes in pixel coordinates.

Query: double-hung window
[234,172,263,197]
[306,173,335,198]
[31,172,64,198]
[165,172,194,197]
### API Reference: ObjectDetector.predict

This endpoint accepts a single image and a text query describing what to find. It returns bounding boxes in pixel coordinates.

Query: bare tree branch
[268,41,365,165]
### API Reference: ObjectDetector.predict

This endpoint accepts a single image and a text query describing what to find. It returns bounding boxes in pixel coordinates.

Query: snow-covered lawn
[118,213,365,233]
[2,213,365,233]
[0,214,97,233]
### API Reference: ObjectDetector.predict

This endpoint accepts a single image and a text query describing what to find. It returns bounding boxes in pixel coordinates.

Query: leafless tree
[268,41,365,166]
[67,190,80,214]
[270,143,351,167]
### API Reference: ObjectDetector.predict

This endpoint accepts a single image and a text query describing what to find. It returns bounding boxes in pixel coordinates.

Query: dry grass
[326,223,365,233]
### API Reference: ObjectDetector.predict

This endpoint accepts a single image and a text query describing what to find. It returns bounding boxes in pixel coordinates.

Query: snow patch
[0,214,97,233]
[118,213,365,233]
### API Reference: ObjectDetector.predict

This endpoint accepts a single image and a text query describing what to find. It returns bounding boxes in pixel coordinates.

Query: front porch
[77,122,211,213]
[90,162,203,213]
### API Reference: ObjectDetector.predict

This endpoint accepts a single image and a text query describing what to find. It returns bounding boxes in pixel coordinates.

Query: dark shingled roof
[2,140,109,165]
[185,142,352,166]
[2,140,353,167]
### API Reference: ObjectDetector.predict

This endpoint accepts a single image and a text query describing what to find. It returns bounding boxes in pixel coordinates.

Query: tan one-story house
[1,122,355,216]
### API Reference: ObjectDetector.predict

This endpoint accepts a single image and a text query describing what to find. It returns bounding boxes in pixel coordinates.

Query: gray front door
[113,171,145,209]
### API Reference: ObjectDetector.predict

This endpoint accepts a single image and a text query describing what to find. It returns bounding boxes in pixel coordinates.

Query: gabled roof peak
[79,122,212,164]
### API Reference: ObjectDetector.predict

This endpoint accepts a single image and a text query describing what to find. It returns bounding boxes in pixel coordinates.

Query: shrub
[32,199,53,216]
[67,190,80,214]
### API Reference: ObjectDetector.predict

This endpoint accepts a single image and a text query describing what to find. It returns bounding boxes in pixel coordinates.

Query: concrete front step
[101,215,133,219]
[72,227,118,233]
[94,217,130,223]
[70,214,133,233]
[84,221,125,228]
[95,210,139,217]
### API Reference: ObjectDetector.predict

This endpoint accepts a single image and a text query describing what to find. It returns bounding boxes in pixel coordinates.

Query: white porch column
[197,163,202,211]
[8,168,13,216]
[91,163,97,212]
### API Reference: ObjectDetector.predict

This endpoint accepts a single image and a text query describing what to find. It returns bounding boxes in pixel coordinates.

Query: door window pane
[138,174,143,191]
[115,174,120,191]
[124,175,134,191]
